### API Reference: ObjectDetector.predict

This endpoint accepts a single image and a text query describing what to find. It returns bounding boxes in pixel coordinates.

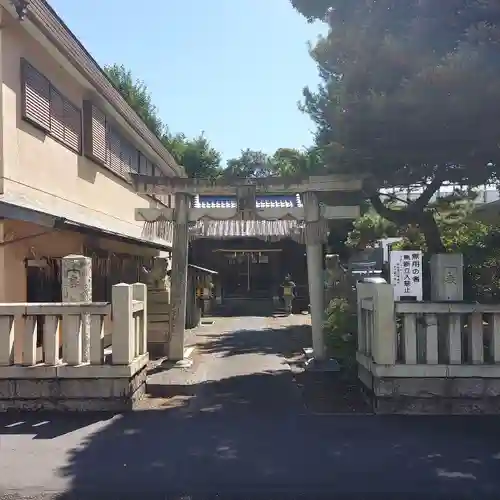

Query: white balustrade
[394,302,500,366]
[356,283,500,379]
[0,283,147,368]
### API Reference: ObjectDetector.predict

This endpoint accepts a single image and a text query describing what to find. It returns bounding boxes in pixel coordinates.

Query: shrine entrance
[190,236,308,305]
[218,249,279,299]
[132,173,363,368]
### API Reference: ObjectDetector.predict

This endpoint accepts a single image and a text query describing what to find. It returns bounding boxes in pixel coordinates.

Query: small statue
[142,257,170,290]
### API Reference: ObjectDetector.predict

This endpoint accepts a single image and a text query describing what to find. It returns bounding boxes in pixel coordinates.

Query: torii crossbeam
[132,173,363,369]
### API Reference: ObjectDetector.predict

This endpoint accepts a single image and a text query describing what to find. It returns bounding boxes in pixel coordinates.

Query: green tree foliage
[346,211,399,250]
[347,199,500,301]
[293,0,500,252]
[104,64,223,178]
[163,132,222,179]
[272,147,321,175]
[225,147,321,178]
[290,0,334,22]
[104,64,164,138]
[225,149,273,178]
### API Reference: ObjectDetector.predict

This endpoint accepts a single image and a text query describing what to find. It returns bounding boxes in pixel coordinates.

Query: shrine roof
[194,194,303,209]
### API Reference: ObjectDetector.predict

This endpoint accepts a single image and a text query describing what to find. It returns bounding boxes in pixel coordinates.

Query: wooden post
[169,192,190,361]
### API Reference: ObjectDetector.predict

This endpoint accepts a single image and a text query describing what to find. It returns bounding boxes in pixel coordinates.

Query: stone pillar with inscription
[168,192,190,361]
[62,255,92,363]
[144,256,171,358]
[430,253,464,301]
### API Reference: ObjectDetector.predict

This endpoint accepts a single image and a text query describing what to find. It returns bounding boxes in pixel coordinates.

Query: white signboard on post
[389,250,423,301]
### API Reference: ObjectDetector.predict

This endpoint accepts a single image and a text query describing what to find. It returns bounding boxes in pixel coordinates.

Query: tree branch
[410,176,443,212]
[380,191,411,206]
[369,193,408,225]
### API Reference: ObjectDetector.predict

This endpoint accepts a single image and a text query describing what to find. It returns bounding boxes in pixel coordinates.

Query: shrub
[324,297,357,370]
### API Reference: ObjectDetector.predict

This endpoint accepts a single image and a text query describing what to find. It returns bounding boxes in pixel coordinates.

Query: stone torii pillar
[303,192,327,362]
[168,192,191,362]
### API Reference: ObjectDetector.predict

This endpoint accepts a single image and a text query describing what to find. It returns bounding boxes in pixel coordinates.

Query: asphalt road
[1,314,500,499]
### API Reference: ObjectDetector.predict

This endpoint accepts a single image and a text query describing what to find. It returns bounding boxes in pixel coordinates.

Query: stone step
[148,301,170,308]
[148,314,170,323]
[147,321,169,330]
[148,330,167,343]
[148,291,170,300]
[148,301,170,309]
[148,295,169,302]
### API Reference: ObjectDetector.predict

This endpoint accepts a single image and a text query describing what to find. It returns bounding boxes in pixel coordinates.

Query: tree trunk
[369,194,447,254]
[417,212,447,254]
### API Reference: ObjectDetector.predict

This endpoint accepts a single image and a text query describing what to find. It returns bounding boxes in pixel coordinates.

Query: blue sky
[48,0,326,163]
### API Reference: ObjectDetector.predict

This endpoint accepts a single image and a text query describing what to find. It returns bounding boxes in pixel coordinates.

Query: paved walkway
[1,314,500,499]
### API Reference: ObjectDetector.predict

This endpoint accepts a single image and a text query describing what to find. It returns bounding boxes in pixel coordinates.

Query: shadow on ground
[43,382,500,499]
[211,298,295,318]
[198,323,311,359]
[2,319,500,498]
[194,323,370,414]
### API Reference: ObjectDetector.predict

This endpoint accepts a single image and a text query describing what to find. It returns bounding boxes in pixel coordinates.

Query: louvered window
[139,152,154,176]
[120,137,138,174]
[82,101,164,185]
[107,125,123,176]
[49,88,64,141]
[83,101,107,164]
[21,60,82,153]
[63,99,82,152]
[21,59,50,131]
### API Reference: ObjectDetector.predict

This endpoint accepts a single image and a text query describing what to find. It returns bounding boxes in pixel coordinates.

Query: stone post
[112,283,134,364]
[304,192,326,361]
[61,255,92,363]
[215,280,222,305]
[169,192,190,361]
[430,254,464,365]
[430,253,464,301]
[142,256,170,358]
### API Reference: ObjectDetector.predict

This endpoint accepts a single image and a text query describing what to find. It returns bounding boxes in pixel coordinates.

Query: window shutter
[142,157,153,176]
[107,125,122,176]
[63,99,81,153]
[147,159,154,176]
[83,101,106,164]
[139,152,148,174]
[49,88,65,142]
[126,143,139,173]
[21,60,50,131]
[120,138,136,175]
[130,148,140,174]
[91,105,107,164]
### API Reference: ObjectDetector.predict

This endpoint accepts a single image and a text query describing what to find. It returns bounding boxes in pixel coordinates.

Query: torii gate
[132,173,362,369]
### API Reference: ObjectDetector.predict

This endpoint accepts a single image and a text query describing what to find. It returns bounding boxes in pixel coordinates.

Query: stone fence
[0,283,148,411]
[357,279,500,414]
